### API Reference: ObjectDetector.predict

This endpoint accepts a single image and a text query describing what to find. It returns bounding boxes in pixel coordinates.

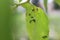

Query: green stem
[0,0,13,40]
[44,0,47,12]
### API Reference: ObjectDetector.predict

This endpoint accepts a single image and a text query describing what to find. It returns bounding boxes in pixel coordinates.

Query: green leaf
[21,1,49,40]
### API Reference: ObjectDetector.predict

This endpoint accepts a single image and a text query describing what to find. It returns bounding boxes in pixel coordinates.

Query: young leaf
[21,0,49,40]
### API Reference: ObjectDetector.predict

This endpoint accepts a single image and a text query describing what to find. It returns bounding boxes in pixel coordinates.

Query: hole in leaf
[32,8,35,11]
[29,14,31,16]
[29,19,36,23]
[42,36,47,39]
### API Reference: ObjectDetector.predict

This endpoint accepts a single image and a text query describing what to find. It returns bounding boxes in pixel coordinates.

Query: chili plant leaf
[21,1,49,40]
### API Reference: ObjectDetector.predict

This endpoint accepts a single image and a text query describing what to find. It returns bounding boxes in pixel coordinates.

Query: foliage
[54,0,60,6]
[20,0,49,40]
[0,0,49,40]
